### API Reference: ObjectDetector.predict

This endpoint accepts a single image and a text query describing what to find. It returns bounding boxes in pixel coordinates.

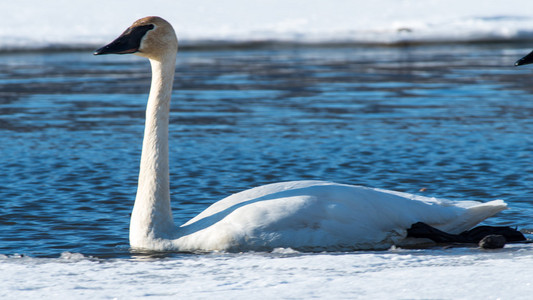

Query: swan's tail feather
[438,200,508,234]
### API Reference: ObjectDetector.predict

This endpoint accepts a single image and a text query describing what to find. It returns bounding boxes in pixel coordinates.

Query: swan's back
[176,181,506,251]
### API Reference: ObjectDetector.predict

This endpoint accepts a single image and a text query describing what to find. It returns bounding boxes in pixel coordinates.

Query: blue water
[1,44,532,258]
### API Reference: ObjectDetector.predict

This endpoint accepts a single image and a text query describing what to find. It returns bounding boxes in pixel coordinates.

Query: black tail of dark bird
[407,222,526,244]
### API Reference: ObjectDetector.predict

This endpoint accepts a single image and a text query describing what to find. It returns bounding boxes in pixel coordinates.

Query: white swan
[95,16,508,252]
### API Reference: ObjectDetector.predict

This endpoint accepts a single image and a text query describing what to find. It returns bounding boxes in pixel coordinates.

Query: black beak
[94,24,155,55]
[515,50,533,66]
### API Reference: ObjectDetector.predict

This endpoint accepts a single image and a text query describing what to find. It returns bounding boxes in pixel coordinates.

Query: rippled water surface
[1,44,532,258]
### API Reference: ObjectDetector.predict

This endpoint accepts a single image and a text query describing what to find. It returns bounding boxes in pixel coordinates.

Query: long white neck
[130,52,177,248]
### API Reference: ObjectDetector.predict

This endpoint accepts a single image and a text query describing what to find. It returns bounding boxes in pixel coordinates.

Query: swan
[94,16,514,252]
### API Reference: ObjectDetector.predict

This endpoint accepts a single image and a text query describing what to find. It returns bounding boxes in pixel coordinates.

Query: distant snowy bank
[2,0,533,51]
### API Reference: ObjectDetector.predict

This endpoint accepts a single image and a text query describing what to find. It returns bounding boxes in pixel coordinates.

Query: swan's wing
[182,180,333,226]
[177,181,506,251]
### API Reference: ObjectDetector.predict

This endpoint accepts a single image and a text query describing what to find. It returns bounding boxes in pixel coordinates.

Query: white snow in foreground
[1,245,532,299]
[2,0,533,49]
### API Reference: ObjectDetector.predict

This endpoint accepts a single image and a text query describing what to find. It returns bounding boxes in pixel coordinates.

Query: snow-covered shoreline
[2,245,533,300]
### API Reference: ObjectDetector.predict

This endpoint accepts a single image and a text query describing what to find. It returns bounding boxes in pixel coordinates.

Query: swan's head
[94,16,178,60]
[515,50,533,66]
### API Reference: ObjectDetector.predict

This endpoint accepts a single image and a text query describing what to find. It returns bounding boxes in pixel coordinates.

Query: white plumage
[174,180,505,252]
